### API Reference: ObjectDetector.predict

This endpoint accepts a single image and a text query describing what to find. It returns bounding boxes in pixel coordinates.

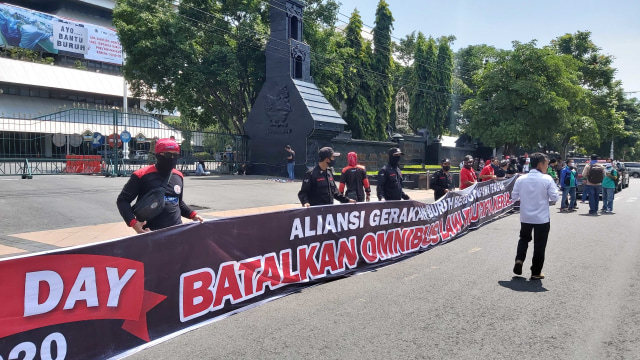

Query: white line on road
[626,197,637,203]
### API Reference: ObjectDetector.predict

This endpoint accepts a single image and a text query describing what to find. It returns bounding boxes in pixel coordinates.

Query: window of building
[294,56,303,79]
[290,16,299,41]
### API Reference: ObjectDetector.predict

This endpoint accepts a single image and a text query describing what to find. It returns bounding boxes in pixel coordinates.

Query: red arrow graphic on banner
[121,290,167,341]
[0,254,166,342]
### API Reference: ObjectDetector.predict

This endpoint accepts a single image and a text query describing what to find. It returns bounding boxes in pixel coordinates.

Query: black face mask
[327,159,336,168]
[156,154,178,174]
[442,166,451,172]
[389,156,400,167]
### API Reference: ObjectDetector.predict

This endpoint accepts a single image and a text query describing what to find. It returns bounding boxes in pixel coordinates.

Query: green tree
[435,36,454,134]
[370,0,394,140]
[450,45,498,132]
[613,97,640,160]
[341,9,375,139]
[420,36,438,133]
[303,0,343,109]
[395,31,416,67]
[408,32,429,131]
[551,31,623,155]
[462,41,586,156]
[113,0,268,134]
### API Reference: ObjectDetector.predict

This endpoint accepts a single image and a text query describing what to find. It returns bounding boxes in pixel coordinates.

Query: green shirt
[602,168,617,189]
[547,165,557,179]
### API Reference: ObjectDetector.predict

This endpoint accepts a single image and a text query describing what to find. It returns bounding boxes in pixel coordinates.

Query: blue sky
[334,0,640,96]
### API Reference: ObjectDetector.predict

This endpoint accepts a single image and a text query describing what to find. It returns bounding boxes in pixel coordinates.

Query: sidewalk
[3,185,435,257]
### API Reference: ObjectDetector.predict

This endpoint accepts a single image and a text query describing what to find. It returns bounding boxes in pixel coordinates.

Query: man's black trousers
[516,222,550,276]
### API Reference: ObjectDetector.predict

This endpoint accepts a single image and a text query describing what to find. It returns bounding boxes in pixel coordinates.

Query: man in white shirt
[511,153,559,280]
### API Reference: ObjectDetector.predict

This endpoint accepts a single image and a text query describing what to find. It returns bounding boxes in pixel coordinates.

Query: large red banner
[0,178,517,359]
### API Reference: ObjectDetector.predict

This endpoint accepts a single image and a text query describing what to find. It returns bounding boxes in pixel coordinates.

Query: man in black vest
[430,158,454,201]
[298,147,355,207]
[377,147,410,201]
[117,138,204,233]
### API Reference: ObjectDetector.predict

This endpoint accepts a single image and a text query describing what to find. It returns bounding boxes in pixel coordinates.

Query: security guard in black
[117,165,197,231]
[430,158,454,200]
[298,147,353,207]
[117,138,201,233]
[377,147,410,201]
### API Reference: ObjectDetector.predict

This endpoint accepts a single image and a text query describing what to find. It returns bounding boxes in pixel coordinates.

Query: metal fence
[0,107,249,177]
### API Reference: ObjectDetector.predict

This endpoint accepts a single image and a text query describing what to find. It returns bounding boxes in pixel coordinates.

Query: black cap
[318,147,340,160]
[441,158,451,164]
[388,147,404,156]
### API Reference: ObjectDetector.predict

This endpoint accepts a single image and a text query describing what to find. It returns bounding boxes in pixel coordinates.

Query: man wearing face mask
[377,147,410,201]
[117,138,204,233]
[430,158,454,201]
[298,147,356,207]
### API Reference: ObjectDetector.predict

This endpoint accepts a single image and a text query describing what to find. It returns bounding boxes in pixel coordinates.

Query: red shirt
[479,164,495,181]
[459,167,477,189]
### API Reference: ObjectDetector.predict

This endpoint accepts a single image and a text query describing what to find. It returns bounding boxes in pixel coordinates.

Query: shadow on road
[498,276,548,292]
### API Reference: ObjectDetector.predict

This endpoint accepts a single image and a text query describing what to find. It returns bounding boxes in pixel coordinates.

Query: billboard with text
[0,3,122,64]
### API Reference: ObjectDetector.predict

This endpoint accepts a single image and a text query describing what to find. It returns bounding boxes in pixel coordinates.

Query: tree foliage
[551,31,624,155]
[435,37,454,134]
[113,0,269,134]
[370,0,394,140]
[408,32,429,131]
[462,41,587,155]
[340,9,375,139]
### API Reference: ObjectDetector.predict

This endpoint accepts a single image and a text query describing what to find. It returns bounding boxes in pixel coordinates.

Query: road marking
[468,247,482,253]
[626,197,637,203]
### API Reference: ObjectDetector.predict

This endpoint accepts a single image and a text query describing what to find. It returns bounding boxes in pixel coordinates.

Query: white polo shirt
[512,169,559,224]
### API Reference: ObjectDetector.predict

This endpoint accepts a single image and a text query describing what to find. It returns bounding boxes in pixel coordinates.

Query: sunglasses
[159,152,181,159]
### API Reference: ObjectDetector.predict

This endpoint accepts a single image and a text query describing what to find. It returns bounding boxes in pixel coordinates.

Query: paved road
[0,174,434,254]
[122,180,640,360]
[0,175,310,252]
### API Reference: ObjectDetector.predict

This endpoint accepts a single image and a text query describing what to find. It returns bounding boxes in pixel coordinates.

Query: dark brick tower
[244,0,346,176]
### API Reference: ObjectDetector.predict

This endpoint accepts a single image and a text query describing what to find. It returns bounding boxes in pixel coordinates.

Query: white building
[0,0,180,159]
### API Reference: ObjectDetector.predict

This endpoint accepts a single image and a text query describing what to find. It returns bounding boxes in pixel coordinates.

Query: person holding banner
[117,138,204,233]
[512,152,559,280]
[298,147,356,207]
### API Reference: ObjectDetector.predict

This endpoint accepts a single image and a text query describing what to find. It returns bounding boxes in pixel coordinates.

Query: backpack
[587,163,605,184]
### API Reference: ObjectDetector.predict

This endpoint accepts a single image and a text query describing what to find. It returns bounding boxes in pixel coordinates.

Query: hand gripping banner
[0,177,516,359]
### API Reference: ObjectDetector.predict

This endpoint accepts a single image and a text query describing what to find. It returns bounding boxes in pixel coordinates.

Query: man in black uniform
[117,138,204,233]
[377,147,411,201]
[298,147,356,207]
[430,158,454,201]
